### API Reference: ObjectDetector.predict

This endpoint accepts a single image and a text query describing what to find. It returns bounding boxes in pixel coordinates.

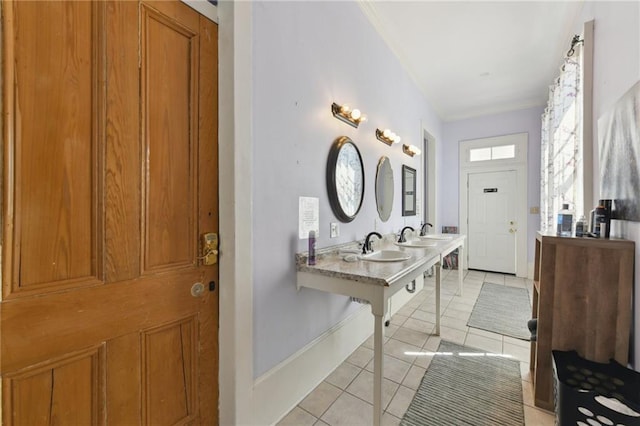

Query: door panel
[468,170,517,273]
[10,0,102,294]
[143,318,197,425]
[4,345,104,426]
[142,3,198,272]
[2,1,219,424]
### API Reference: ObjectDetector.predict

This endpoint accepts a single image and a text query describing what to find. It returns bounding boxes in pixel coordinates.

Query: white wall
[439,106,544,263]
[252,1,441,377]
[575,1,640,367]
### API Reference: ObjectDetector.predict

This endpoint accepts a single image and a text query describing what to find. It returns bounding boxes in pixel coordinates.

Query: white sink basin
[419,234,453,240]
[394,239,437,248]
[361,250,411,262]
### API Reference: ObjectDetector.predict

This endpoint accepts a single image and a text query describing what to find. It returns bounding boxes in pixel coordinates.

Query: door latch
[199,233,219,265]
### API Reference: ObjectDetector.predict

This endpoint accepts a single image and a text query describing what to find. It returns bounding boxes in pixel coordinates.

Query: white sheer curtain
[540,45,584,232]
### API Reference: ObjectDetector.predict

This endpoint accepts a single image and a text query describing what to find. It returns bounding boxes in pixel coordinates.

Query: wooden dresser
[530,232,635,410]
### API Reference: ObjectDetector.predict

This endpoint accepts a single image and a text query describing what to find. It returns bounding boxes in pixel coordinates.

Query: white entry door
[468,170,517,273]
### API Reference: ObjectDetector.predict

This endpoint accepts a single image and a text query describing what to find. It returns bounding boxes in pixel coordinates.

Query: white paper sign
[299,197,319,239]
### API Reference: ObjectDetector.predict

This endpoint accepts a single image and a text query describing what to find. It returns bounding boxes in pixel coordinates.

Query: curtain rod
[567,34,584,57]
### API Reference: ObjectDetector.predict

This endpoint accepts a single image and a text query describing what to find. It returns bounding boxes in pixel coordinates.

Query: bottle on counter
[308,230,316,265]
[593,203,607,238]
[575,215,587,237]
[599,199,612,238]
[556,203,573,237]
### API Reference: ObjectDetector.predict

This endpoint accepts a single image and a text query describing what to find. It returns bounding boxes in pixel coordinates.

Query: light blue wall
[439,107,545,263]
[250,0,640,376]
[252,1,441,377]
[577,1,640,367]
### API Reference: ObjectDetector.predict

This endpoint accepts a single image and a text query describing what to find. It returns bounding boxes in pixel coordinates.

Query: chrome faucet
[398,226,415,243]
[362,232,382,254]
[420,222,433,236]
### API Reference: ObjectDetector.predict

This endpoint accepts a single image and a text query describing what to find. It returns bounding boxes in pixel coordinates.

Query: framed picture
[598,80,640,221]
[402,165,416,216]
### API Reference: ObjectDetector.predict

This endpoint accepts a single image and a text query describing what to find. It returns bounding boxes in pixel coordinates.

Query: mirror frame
[375,156,394,222]
[402,165,416,216]
[326,136,365,223]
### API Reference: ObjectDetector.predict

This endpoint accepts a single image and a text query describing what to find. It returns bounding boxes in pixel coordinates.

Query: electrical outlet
[530,206,540,214]
[330,222,339,238]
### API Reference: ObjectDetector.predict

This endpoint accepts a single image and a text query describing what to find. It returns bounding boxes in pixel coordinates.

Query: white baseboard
[252,275,424,425]
[252,304,372,425]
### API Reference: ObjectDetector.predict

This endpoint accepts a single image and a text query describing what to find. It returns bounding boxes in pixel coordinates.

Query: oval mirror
[327,136,365,223]
[375,157,394,221]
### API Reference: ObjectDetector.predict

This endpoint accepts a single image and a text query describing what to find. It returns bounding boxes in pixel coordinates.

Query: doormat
[401,341,524,426]
[467,282,531,340]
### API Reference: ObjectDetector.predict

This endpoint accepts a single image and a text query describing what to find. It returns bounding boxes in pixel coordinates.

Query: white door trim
[459,133,528,277]
[422,124,437,230]
[218,2,255,425]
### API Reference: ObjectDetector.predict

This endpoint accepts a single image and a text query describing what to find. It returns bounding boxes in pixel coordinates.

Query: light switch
[530,206,540,214]
[330,222,339,238]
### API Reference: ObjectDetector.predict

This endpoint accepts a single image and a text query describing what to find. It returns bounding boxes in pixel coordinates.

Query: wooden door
[1,1,219,424]
[468,170,516,274]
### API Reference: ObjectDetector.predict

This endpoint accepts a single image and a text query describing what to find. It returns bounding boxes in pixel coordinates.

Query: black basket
[552,350,640,426]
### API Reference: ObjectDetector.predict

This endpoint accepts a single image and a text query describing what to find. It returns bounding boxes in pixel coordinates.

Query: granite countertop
[296,234,464,287]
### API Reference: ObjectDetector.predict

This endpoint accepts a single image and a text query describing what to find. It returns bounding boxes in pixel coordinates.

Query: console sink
[360,250,411,262]
[419,234,453,240]
[394,239,437,248]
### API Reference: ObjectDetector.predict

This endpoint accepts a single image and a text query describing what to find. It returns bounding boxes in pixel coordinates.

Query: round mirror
[327,136,365,223]
[375,157,394,221]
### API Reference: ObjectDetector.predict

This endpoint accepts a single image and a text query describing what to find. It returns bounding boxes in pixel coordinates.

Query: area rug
[467,282,531,340]
[400,341,524,426]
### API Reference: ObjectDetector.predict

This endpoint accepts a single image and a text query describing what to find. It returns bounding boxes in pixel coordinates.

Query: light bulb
[350,109,361,120]
[390,133,397,141]
[383,129,391,138]
[413,146,421,156]
[395,136,401,144]
[359,115,367,123]
[341,104,350,113]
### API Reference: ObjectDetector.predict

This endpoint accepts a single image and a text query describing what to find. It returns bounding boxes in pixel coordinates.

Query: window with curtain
[540,41,584,232]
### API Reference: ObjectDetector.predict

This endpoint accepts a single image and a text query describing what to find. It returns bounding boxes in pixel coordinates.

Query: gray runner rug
[400,341,524,426]
[467,282,531,340]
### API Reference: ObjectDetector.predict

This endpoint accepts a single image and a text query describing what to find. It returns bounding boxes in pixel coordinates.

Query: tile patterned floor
[278,269,555,426]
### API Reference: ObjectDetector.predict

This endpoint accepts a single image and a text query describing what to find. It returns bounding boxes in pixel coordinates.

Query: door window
[469,144,515,162]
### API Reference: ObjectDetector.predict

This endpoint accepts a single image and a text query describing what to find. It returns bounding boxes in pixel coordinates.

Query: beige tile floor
[278,269,555,426]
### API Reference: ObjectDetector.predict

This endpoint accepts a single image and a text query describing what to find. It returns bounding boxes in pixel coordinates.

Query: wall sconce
[331,103,367,128]
[376,128,402,146]
[403,144,421,157]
